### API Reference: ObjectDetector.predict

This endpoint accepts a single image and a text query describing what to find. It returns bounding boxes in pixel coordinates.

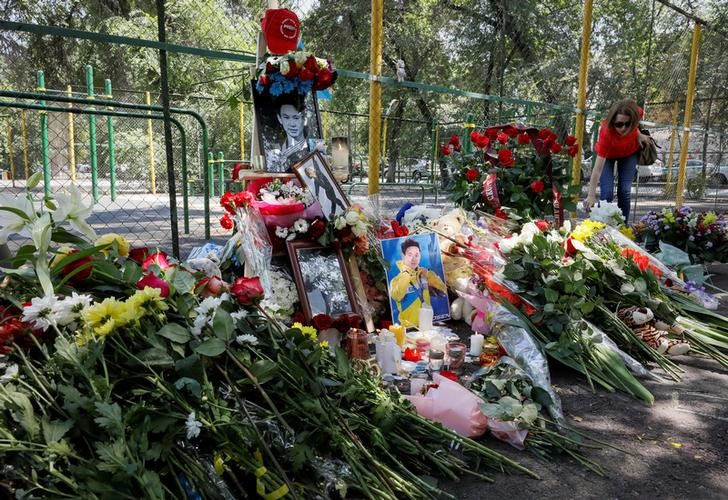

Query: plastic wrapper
[310,457,353,498]
[490,305,566,427]
[656,241,691,267]
[236,205,273,293]
[583,320,661,381]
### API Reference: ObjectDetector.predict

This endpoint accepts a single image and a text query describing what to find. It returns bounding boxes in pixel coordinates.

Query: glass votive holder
[446,341,467,370]
[415,337,431,358]
[428,350,444,372]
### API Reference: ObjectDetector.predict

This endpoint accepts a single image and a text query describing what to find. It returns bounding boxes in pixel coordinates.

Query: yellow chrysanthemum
[571,220,606,242]
[95,233,129,257]
[320,340,330,350]
[618,226,636,241]
[83,297,132,337]
[704,212,717,225]
[291,321,318,340]
[126,287,168,316]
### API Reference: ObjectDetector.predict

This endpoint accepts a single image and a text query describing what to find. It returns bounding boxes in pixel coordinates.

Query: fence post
[105,79,117,201]
[36,70,51,196]
[675,23,701,208]
[145,91,157,194]
[239,101,245,161]
[207,151,215,197]
[20,110,29,180]
[572,0,594,209]
[85,65,99,201]
[6,116,15,186]
[431,119,439,203]
[67,85,76,184]
[217,151,225,196]
[367,0,383,198]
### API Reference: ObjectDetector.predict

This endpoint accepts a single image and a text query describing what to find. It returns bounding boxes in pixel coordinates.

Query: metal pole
[67,85,76,183]
[156,0,180,258]
[665,99,679,193]
[323,109,329,141]
[105,79,117,201]
[367,0,384,198]
[675,23,701,208]
[146,91,157,194]
[20,110,29,180]
[207,151,215,197]
[217,151,225,196]
[179,126,189,234]
[239,100,245,160]
[431,119,438,203]
[572,0,593,209]
[86,65,99,201]
[6,117,15,186]
[37,70,51,196]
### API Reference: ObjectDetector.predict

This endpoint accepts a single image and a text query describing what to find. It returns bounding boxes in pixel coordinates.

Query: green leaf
[133,348,175,367]
[213,309,234,341]
[335,347,350,378]
[95,439,133,473]
[4,390,39,438]
[172,268,197,295]
[123,260,143,285]
[249,360,278,385]
[174,377,202,397]
[544,288,559,302]
[94,402,123,434]
[27,171,43,189]
[580,301,595,314]
[0,205,32,221]
[42,418,74,444]
[503,263,526,280]
[50,226,87,245]
[156,323,191,344]
[634,278,647,293]
[195,338,227,357]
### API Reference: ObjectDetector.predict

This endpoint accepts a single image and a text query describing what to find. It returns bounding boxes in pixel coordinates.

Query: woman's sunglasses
[613,121,631,129]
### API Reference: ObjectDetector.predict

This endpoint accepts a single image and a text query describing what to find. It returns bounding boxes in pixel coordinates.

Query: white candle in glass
[418,304,434,331]
[469,333,484,356]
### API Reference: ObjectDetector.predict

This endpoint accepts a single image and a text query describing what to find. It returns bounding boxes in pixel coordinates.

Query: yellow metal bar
[571,0,593,205]
[665,99,679,192]
[6,117,15,183]
[239,101,245,160]
[146,91,157,194]
[67,85,76,183]
[367,0,384,196]
[675,24,701,208]
[20,109,29,179]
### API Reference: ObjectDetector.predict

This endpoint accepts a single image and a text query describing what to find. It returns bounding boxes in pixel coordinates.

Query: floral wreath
[256,51,337,96]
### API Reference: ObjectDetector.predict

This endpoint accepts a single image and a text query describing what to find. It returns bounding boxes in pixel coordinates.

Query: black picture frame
[286,240,359,323]
[251,80,323,173]
[292,151,349,220]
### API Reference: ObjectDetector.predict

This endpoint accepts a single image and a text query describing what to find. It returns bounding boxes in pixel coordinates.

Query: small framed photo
[380,233,450,328]
[293,151,349,220]
[287,240,360,322]
[251,81,323,173]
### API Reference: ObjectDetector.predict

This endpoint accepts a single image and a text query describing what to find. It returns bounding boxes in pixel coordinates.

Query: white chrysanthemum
[191,296,226,336]
[589,201,625,227]
[235,334,258,346]
[293,219,309,233]
[275,226,289,239]
[231,309,249,322]
[22,295,58,330]
[334,216,347,230]
[0,192,34,244]
[55,292,93,326]
[185,411,202,439]
[301,191,315,206]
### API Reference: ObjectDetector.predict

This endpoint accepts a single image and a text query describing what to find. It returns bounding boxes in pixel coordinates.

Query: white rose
[498,235,518,254]
[294,52,307,67]
[352,221,368,237]
[280,60,290,75]
[345,211,360,225]
[334,217,347,230]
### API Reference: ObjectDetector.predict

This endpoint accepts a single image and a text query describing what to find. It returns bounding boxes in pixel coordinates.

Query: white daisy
[231,309,249,322]
[22,295,58,330]
[185,411,202,439]
[275,226,289,239]
[235,334,258,346]
[0,364,19,384]
[191,295,227,336]
[293,219,309,233]
[55,292,93,326]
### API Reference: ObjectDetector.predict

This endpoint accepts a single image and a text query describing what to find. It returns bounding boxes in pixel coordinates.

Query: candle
[469,333,484,356]
[418,304,434,331]
[390,324,406,347]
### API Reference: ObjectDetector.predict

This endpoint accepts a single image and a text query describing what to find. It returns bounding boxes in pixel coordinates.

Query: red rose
[60,250,93,282]
[504,126,519,138]
[230,276,265,306]
[440,144,451,156]
[312,314,333,330]
[565,135,577,146]
[313,67,336,91]
[497,149,515,166]
[567,145,579,158]
[332,315,349,332]
[530,179,545,193]
[448,134,461,148]
[473,133,489,149]
[142,251,171,272]
[535,219,550,232]
[495,208,508,220]
[309,218,326,239]
[469,131,479,144]
[137,273,170,297]
[379,319,393,330]
[346,314,362,328]
[543,138,554,151]
[304,55,319,72]
[285,57,299,77]
[496,132,508,145]
[517,133,530,145]
[298,68,315,81]
[220,213,234,230]
[196,276,227,298]
[465,168,479,182]
[550,142,563,154]
[291,310,305,324]
[539,128,556,141]
[128,247,151,265]
[485,127,499,139]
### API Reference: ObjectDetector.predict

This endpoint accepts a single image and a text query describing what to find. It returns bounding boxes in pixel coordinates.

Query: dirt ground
[444,264,728,499]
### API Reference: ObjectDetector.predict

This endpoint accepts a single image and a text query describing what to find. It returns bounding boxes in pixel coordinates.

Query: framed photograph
[380,233,450,328]
[293,151,349,220]
[287,240,360,322]
[251,81,323,173]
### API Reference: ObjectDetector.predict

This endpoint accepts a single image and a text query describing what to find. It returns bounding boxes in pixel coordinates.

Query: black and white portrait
[293,151,348,220]
[252,81,323,173]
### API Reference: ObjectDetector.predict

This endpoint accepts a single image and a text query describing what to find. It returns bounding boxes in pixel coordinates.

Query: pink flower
[137,273,170,297]
[142,251,171,272]
[230,276,265,306]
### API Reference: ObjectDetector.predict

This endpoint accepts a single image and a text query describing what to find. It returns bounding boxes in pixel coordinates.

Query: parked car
[636,159,663,182]
[656,159,716,182]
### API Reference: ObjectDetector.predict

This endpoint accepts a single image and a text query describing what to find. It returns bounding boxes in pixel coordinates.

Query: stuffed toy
[617,306,690,356]
[429,209,476,324]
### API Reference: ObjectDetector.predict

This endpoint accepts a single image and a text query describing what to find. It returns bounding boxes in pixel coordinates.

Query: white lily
[52,185,96,240]
[0,192,35,244]
[31,213,54,297]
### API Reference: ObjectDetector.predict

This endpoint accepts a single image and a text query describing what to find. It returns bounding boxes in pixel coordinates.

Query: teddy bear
[617,306,690,356]
[429,208,477,324]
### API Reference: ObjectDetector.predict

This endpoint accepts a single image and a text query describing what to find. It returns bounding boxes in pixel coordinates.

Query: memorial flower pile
[256,50,337,96]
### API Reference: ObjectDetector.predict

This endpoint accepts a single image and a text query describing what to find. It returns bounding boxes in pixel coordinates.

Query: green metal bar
[217,151,225,196]
[0,99,191,234]
[36,71,50,197]
[86,66,99,201]
[0,89,211,239]
[105,79,117,201]
[207,152,215,197]
[0,21,255,63]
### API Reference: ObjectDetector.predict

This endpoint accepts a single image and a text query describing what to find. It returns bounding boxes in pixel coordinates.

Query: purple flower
[689,236,695,241]
[706,241,713,248]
